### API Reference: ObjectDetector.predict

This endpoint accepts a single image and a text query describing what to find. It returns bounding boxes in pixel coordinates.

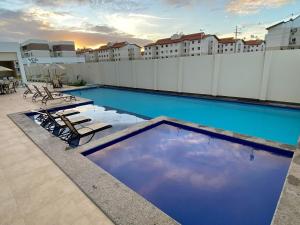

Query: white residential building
[21,39,50,58]
[50,41,76,57]
[218,38,245,54]
[144,33,218,59]
[98,42,142,62]
[244,40,266,52]
[21,39,85,65]
[265,15,300,50]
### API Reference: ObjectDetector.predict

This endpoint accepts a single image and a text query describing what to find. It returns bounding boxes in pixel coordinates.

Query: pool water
[67,87,300,145]
[85,122,292,225]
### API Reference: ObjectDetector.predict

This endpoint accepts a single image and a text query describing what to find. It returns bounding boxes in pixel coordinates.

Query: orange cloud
[226,0,293,14]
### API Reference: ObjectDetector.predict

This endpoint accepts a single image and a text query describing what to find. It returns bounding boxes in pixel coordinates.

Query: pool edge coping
[8,108,300,225]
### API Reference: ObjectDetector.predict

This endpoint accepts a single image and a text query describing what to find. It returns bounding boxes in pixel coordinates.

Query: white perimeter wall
[26,50,300,103]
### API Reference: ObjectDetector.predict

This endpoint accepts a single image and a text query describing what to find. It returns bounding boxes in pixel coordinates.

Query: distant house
[265,15,300,50]
[217,37,245,54]
[144,32,219,60]
[76,48,94,62]
[244,40,265,52]
[98,42,142,62]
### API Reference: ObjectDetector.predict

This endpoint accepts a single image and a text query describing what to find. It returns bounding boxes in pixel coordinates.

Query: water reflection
[87,123,292,225]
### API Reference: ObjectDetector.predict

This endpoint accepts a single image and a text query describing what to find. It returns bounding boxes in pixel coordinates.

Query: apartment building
[265,15,300,50]
[50,41,76,57]
[21,39,84,65]
[21,39,50,58]
[98,42,142,62]
[76,48,98,62]
[244,40,266,52]
[217,37,244,54]
[144,33,218,59]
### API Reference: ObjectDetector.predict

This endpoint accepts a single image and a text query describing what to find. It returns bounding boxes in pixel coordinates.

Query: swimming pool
[67,87,300,145]
[84,120,293,225]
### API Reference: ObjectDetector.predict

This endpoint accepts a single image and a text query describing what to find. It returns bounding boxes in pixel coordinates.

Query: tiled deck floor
[0,88,114,225]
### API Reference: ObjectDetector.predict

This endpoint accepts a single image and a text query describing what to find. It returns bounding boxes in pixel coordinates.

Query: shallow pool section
[85,122,292,225]
[66,87,300,145]
[30,104,145,146]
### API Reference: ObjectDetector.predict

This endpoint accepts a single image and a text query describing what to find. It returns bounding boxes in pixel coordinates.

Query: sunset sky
[0,0,299,49]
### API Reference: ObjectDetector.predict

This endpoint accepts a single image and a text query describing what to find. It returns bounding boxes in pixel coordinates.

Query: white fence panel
[217,52,264,99]
[182,55,214,95]
[157,58,178,92]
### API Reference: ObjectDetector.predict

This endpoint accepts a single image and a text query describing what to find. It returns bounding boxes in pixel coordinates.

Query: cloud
[162,0,218,7]
[226,0,293,14]
[30,0,146,12]
[0,9,151,48]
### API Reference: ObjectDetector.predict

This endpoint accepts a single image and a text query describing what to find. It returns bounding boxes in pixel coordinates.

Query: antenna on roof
[234,26,242,39]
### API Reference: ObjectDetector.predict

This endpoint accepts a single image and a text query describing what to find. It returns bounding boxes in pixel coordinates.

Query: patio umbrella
[0,66,13,72]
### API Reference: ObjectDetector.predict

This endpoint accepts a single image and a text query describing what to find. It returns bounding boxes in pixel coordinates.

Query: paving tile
[7,164,64,198]
[15,176,77,215]
[23,193,85,225]
[0,196,23,225]
[2,154,52,178]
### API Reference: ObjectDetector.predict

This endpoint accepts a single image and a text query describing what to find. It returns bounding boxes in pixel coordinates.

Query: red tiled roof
[145,32,206,47]
[182,32,205,41]
[244,40,264,45]
[99,45,110,50]
[144,43,156,47]
[218,37,236,44]
[112,42,127,48]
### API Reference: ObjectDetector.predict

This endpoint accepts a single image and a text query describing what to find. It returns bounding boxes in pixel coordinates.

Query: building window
[161,51,163,54]
[170,50,173,53]
[191,54,194,56]
[192,41,194,44]
[156,46,158,50]
[198,40,201,43]
[166,44,168,47]
[184,49,186,53]
[192,47,194,51]
[198,47,200,50]
[175,49,177,52]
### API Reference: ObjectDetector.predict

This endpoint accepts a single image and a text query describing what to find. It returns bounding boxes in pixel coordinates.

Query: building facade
[21,39,85,65]
[217,38,245,54]
[97,42,142,62]
[244,40,266,52]
[144,33,219,59]
[265,15,300,50]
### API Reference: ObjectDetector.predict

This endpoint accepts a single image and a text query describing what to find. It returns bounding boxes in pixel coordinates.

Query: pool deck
[2,84,300,225]
[0,86,114,225]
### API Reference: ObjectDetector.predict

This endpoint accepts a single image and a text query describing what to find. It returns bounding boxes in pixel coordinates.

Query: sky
[0,0,299,49]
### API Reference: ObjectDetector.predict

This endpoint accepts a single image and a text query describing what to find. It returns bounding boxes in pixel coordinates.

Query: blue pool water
[67,87,300,145]
[85,122,292,225]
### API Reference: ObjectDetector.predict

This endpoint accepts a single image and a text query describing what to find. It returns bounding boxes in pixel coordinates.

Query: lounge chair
[41,110,91,136]
[23,84,34,98]
[32,85,47,102]
[42,87,76,105]
[59,115,112,146]
[35,108,80,122]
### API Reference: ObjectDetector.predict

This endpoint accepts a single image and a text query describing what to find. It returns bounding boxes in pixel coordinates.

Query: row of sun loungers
[24,84,76,104]
[36,108,112,146]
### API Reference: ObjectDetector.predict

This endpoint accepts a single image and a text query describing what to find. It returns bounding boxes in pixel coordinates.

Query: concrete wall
[26,50,300,104]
